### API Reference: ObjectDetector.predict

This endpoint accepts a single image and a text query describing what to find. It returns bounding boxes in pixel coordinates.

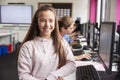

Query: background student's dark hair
[73,19,81,32]
[17,5,66,68]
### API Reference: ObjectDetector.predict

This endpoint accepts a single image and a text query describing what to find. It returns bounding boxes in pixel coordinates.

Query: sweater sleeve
[17,42,41,80]
[46,39,76,79]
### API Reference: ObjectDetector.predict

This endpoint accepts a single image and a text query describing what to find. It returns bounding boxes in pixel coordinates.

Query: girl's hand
[57,77,63,80]
[81,53,91,59]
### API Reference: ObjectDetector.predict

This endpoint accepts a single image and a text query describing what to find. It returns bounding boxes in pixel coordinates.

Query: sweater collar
[35,36,52,42]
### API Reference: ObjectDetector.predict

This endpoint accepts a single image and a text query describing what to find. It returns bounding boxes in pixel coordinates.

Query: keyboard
[76,65,101,80]
[72,44,82,49]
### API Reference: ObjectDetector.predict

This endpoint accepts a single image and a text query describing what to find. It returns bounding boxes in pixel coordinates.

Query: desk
[0,32,18,45]
[63,60,117,80]
[0,33,12,45]
[0,32,18,54]
[64,61,105,80]
[64,35,117,80]
[64,71,76,80]
[75,61,105,71]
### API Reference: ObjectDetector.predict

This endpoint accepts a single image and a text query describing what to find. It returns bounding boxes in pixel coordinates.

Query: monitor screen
[81,23,86,37]
[117,25,120,56]
[98,22,115,74]
[0,5,32,24]
[85,22,89,39]
[89,23,95,51]
[81,22,89,39]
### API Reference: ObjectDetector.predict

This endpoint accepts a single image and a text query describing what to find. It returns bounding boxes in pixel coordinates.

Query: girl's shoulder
[22,37,40,46]
[21,40,34,50]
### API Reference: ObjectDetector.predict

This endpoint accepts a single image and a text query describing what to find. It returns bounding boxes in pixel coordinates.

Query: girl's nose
[45,21,50,27]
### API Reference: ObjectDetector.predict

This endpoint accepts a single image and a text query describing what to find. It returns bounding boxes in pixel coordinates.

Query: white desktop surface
[63,60,105,80]
[64,71,76,80]
[0,32,12,36]
[0,32,18,36]
[63,61,118,80]
[79,38,87,42]
[75,61,105,71]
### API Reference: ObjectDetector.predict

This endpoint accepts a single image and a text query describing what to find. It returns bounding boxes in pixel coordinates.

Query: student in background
[73,18,81,34]
[58,16,91,61]
[17,5,76,80]
[58,16,76,46]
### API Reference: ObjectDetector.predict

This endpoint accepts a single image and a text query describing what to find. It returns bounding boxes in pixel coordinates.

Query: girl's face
[38,10,55,38]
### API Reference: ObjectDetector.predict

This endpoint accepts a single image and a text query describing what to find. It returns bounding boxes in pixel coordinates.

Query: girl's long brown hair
[19,5,66,68]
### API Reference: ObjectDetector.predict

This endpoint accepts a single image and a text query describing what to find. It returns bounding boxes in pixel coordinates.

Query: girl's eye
[39,19,45,22]
[38,18,54,23]
[49,19,54,23]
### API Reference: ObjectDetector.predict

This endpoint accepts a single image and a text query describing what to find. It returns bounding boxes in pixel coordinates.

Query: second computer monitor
[89,23,96,51]
[81,22,89,38]
[98,22,115,74]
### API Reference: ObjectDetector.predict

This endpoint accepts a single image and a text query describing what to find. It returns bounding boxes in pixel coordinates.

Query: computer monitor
[81,23,86,37]
[89,23,96,51]
[80,23,85,36]
[117,24,120,56]
[85,22,89,39]
[80,22,89,42]
[98,22,115,74]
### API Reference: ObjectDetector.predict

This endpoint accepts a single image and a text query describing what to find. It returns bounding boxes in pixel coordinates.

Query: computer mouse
[83,46,90,50]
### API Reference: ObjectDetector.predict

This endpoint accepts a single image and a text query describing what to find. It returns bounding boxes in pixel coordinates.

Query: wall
[96,0,115,27]
[110,0,115,22]
[96,0,101,26]
[115,0,120,29]
[89,0,97,23]
[0,0,89,42]
[0,0,89,23]
[101,0,115,22]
